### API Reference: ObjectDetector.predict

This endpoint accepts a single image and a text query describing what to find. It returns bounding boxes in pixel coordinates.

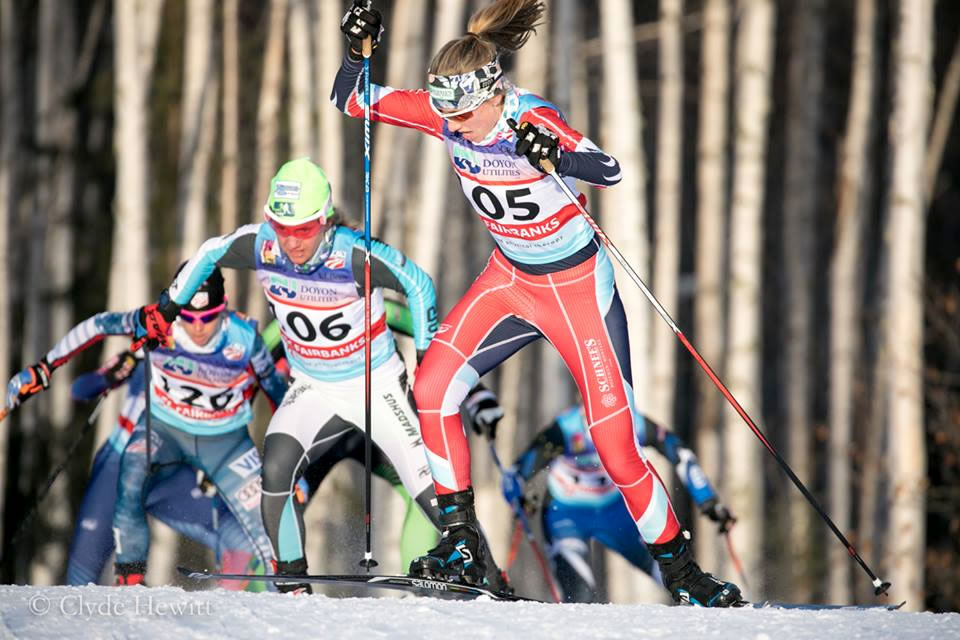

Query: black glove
[464,384,504,440]
[508,118,562,172]
[701,498,736,534]
[340,0,383,61]
[100,350,139,390]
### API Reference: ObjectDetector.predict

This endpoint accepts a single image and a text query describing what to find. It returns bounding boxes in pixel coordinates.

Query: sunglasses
[268,217,326,239]
[440,108,479,123]
[180,303,225,325]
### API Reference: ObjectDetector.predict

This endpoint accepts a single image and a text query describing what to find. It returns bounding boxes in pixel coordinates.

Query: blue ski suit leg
[113,420,273,570]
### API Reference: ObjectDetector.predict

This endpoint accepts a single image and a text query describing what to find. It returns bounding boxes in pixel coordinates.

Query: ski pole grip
[540,158,556,174]
[0,407,9,424]
[362,36,372,58]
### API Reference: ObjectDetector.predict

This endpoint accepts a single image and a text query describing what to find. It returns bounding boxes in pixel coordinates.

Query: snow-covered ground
[0,584,956,640]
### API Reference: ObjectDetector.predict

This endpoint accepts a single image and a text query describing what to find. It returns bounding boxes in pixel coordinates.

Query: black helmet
[174,262,226,312]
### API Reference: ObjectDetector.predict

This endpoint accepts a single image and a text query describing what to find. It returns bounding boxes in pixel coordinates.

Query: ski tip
[176,566,211,580]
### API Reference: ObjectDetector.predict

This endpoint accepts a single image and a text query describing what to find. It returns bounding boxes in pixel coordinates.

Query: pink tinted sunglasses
[180,302,226,325]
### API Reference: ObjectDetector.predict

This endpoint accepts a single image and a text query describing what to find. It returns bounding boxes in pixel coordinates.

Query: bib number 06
[270,305,352,343]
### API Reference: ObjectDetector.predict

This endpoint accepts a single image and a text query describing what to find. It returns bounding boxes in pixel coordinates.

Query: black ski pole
[142,347,154,476]
[358,32,377,571]
[510,122,891,596]
[7,393,107,551]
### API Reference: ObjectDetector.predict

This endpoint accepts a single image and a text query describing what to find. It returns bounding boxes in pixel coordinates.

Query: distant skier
[496,405,735,602]
[5,349,261,587]
[8,267,286,585]
[334,0,741,605]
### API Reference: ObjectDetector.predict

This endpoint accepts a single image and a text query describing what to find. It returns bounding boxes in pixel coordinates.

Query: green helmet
[264,158,334,225]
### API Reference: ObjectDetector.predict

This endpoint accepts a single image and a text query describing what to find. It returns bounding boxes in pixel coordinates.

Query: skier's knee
[261,433,305,494]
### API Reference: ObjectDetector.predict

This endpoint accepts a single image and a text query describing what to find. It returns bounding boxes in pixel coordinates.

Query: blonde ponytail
[429,0,545,76]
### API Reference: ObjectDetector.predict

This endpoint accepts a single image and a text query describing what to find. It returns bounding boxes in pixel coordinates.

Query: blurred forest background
[0,0,957,613]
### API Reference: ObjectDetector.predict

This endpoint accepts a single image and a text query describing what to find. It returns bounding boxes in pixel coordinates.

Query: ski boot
[648,530,743,607]
[409,488,487,586]
[274,558,313,595]
[115,562,146,586]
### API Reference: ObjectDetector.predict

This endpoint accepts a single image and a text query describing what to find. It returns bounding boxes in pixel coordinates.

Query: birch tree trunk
[599,0,657,604]
[650,0,684,498]
[0,0,21,551]
[412,1,466,278]
[245,0,288,322]
[884,0,932,610]
[27,0,80,585]
[99,0,164,450]
[315,0,344,206]
[828,0,876,605]
[370,0,427,245]
[781,0,824,603]
[177,0,217,259]
[693,0,730,571]
[724,0,774,596]
[288,0,314,159]
[924,33,960,202]
[220,0,240,303]
[108,0,168,585]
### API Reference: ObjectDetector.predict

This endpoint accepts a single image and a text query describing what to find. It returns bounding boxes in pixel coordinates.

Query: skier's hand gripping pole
[505,118,891,597]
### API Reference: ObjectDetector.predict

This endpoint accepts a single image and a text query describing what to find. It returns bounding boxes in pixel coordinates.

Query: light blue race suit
[166,222,443,569]
[65,361,255,586]
[41,308,287,577]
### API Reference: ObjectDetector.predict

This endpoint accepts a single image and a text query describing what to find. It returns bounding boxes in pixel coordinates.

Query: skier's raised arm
[5,310,139,411]
[331,3,444,139]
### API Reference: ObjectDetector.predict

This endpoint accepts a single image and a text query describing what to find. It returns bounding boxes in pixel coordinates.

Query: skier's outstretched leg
[542,253,740,607]
[66,442,124,585]
[196,430,275,592]
[261,383,362,594]
[112,426,180,585]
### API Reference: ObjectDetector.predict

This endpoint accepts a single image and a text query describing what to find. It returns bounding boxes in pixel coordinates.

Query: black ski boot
[274,558,313,595]
[409,488,487,586]
[648,530,743,607]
